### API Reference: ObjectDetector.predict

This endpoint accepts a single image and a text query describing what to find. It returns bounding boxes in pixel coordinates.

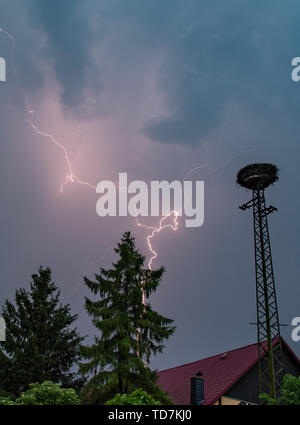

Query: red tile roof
[158,338,300,405]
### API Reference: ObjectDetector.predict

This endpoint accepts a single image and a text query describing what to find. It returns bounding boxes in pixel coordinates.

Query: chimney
[190,372,204,405]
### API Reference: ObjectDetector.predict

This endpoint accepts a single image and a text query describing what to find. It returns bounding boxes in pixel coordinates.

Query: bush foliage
[260,374,300,405]
[106,388,161,405]
[0,381,80,405]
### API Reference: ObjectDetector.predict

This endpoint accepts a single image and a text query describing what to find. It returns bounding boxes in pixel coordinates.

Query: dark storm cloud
[30,0,100,116]
[0,0,43,94]
[141,0,300,145]
[1,0,300,372]
[21,0,300,143]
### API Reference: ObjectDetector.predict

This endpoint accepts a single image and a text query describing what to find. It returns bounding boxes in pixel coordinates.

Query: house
[158,337,300,405]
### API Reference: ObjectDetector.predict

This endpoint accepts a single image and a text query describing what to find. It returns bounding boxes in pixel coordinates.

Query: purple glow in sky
[0,0,300,371]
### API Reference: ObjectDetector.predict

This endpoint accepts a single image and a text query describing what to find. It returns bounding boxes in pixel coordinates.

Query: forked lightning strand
[0,27,96,193]
[137,147,254,277]
[1,27,254,298]
[136,211,179,270]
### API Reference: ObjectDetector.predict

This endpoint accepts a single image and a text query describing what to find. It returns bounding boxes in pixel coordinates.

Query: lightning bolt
[136,211,179,271]
[137,147,255,281]
[183,148,255,181]
[1,26,256,364]
[27,121,96,193]
[1,27,254,305]
[0,27,96,194]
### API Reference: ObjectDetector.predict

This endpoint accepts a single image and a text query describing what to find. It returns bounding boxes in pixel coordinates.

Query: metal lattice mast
[237,163,284,400]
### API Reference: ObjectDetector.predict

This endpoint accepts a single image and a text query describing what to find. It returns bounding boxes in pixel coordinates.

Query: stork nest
[237,163,279,190]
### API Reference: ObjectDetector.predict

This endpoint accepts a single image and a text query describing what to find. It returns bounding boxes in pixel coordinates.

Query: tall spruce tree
[0,267,84,396]
[80,232,175,404]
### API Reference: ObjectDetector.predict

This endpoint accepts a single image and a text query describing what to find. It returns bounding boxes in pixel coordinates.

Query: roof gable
[158,338,300,405]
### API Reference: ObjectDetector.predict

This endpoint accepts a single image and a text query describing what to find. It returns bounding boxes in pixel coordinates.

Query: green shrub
[0,387,15,404]
[260,374,300,405]
[16,381,80,405]
[106,388,161,405]
[0,397,18,405]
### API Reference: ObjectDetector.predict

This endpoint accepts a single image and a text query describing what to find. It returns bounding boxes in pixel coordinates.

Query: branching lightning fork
[0,27,96,194]
[1,27,254,306]
[137,147,255,276]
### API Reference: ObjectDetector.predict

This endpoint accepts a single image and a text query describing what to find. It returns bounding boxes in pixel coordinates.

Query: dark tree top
[0,266,84,396]
[79,231,175,404]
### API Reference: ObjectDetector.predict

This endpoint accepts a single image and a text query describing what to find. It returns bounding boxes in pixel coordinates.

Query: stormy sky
[0,0,300,371]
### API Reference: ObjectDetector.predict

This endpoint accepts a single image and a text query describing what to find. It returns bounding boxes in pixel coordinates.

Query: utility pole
[237,163,284,400]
